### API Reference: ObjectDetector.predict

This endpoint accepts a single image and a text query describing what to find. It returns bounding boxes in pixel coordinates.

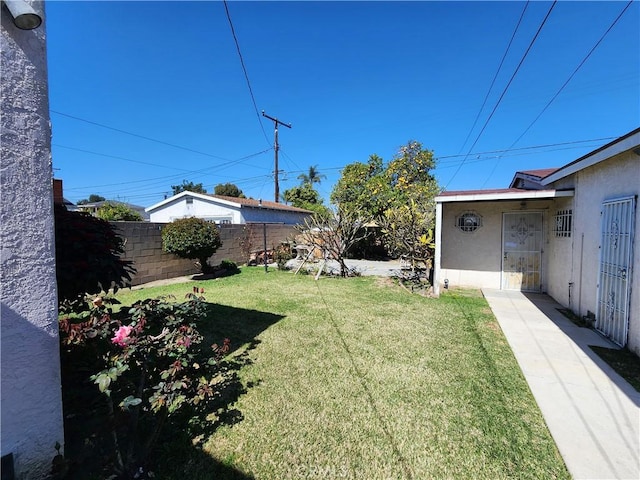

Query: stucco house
[1,1,65,478]
[146,191,312,225]
[434,128,640,354]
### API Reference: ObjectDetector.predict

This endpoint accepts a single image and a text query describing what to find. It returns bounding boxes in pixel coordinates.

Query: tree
[297,165,326,186]
[380,141,440,275]
[380,200,435,271]
[96,202,143,221]
[214,183,245,198]
[54,204,136,302]
[331,141,440,265]
[296,208,371,277]
[283,184,330,216]
[161,217,222,273]
[171,180,206,195]
[77,194,106,205]
[330,154,388,219]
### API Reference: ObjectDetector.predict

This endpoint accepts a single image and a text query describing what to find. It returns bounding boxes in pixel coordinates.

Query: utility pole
[262,111,291,203]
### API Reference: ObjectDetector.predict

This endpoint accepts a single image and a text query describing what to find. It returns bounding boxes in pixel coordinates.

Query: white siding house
[434,128,640,354]
[146,192,312,225]
[1,2,66,477]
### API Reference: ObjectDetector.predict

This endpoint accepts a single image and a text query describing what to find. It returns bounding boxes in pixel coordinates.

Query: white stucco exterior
[146,191,312,225]
[1,2,65,478]
[436,198,561,290]
[434,129,640,354]
[545,144,640,355]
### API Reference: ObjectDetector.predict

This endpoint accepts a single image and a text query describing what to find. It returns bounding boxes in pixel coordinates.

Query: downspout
[434,201,443,296]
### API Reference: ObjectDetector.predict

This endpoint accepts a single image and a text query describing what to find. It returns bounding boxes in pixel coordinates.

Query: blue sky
[46,1,639,207]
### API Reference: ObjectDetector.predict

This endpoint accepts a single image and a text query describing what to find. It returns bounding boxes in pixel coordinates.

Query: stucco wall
[553,151,640,354]
[115,222,298,285]
[544,196,574,307]
[0,2,65,478]
[439,200,555,290]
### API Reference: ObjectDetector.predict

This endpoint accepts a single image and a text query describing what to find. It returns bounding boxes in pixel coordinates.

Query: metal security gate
[596,196,636,346]
[502,212,544,291]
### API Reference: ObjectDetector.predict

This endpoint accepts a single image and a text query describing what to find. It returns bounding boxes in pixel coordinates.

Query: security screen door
[596,196,636,347]
[502,212,543,291]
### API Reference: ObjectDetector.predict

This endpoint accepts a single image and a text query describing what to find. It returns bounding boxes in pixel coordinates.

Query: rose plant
[59,293,232,479]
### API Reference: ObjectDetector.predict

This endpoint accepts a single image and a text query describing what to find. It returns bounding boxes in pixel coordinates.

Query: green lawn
[112,268,569,479]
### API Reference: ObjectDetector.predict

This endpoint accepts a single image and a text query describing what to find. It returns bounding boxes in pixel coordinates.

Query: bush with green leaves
[96,202,143,221]
[58,294,232,478]
[54,204,136,303]
[161,217,222,274]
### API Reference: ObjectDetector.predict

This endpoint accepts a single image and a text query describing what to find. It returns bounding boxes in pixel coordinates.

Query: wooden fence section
[111,222,298,286]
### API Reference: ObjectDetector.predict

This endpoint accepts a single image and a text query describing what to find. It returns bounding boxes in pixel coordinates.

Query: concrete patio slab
[483,289,640,480]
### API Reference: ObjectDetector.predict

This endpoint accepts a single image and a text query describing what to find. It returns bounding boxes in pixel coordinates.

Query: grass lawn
[111,267,569,479]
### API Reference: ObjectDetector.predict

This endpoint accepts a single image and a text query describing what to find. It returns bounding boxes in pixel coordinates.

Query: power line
[479,0,633,187]
[444,0,557,189]
[458,1,530,154]
[50,110,230,161]
[222,0,271,146]
[507,1,633,152]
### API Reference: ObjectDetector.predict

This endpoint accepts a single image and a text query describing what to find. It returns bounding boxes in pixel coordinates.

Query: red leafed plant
[59,293,232,479]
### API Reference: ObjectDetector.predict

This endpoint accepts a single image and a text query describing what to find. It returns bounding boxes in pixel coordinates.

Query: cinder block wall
[112,222,298,286]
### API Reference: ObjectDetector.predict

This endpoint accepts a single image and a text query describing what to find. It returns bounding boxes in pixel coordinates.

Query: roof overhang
[435,189,574,203]
[541,128,640,185]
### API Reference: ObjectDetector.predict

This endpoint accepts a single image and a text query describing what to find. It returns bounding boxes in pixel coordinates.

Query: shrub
[54,204,136,303]
[161,218,222,273]
[96,202,143,221]
[219,259,239,273]
[58,294,233,478]
[273,244,293,270]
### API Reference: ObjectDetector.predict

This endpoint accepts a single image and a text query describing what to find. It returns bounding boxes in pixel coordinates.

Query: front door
[502,212,543,291]
[596,196,636,346]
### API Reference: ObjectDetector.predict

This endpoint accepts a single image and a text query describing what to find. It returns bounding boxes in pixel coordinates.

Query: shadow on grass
[61,303,283,479]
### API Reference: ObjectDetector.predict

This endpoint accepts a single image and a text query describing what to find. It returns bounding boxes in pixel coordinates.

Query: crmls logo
[294,464,349,478]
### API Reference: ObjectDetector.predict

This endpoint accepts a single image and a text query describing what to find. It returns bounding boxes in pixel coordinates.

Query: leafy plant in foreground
[59,294,232,479]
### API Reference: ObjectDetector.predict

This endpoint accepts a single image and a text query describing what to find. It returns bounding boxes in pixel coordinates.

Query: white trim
[435,189,573,203]
[542,130,640,185]
[434,202,443,296]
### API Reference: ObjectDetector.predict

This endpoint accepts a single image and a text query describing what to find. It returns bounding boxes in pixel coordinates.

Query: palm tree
[298,165,326,186]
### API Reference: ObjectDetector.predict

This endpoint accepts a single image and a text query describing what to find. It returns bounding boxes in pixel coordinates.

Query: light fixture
[3,0,42,30]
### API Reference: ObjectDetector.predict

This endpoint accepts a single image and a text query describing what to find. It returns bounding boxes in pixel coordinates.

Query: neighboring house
[77,200,149,220]
[1,2,65,478]
[146,191,312,225]
[434,128,640,355]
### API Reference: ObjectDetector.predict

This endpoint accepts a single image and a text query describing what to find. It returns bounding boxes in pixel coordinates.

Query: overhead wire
[444,0,558,189]
[472,5,635,188]
[458,1,530,154]
[50,110,230,161]
[480,0,634,187]
[222,0,271,146]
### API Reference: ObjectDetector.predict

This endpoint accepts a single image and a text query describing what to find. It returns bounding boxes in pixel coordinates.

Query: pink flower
[111,325,133,347]
[177,336,192,348]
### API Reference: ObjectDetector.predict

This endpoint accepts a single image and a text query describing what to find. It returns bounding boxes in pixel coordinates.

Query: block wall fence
[111,222,298,286]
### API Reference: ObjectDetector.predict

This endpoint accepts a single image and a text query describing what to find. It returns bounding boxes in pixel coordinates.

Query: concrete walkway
[483,289,640,480]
